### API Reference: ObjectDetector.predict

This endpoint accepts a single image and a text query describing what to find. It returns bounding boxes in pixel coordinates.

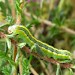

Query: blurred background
[0,0,75,75]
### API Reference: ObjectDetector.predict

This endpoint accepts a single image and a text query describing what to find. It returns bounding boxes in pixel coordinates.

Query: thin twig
[11,38,73,69]
[9,0,16,20]
[0,32,6,38]
[39,60,50,75]
[47,63,55,75]
[9,38,73,69]
[30,64,39,75]
[22,46,73,69]
[19,54,23,75]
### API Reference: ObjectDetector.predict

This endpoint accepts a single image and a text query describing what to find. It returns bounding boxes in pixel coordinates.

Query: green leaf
[56,64,60,75]
[16,0,22,14]
[0,50,16,66]
[18,43,26,48]
[0,23,10,28]
[22,57,30,75]
[0,1,6,16]
[2,65,12,75]
[5,37,11,50]
[69,68,74,75]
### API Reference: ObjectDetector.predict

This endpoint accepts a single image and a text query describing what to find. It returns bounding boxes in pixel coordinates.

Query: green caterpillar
[8,25,72,63]
[10,25,71,56]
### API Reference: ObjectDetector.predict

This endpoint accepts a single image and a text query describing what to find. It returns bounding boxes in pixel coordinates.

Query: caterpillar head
[8,25,19,34]
[60,49,72,56]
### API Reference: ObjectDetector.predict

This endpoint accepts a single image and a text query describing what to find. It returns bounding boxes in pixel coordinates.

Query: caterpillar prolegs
[8,25,72,63]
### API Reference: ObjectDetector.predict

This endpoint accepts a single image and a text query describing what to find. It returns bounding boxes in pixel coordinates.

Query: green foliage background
[0,0,75,75]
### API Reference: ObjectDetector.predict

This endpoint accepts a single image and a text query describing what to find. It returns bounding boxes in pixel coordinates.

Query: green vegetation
[0,0,75,75]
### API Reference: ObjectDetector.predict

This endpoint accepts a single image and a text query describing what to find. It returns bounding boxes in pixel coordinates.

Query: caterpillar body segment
[8,25,72,61]
[40,47,71,60]
[11,29,34,47]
